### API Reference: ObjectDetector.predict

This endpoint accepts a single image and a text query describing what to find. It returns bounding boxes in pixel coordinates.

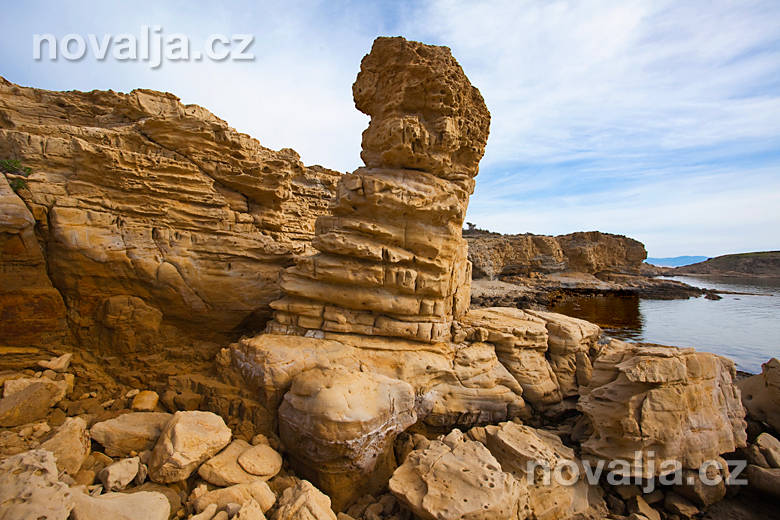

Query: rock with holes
[389,430,524,520]
[0,449,75,520]
[578,340,747,477]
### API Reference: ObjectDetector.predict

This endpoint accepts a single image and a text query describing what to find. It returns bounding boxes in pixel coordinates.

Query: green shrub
[0,159,32,176]
[8,178,27,192]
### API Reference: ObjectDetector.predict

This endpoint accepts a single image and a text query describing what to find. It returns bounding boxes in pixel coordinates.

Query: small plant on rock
[0,158,32,192]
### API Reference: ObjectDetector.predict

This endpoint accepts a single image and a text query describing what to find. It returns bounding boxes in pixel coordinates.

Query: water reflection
[546,276,780,373]
[549,295,643,339]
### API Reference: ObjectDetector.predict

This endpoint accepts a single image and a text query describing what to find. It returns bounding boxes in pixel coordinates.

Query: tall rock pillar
[267,36,490,343]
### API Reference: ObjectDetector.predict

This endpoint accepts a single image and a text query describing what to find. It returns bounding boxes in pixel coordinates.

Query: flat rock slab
[0,380,65,427]
[71,490,170,520]
[90,412,172,457]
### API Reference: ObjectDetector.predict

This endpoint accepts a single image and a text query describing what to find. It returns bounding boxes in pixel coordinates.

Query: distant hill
[674,251,780,277]
[645,256,709,267]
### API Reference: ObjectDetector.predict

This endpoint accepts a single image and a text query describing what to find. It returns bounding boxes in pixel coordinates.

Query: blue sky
[1,1,779,257]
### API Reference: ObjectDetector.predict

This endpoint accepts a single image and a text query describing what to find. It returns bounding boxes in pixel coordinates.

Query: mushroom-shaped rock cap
[353,36,490,184]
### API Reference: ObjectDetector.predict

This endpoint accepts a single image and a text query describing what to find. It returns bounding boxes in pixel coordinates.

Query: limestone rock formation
[71,490,170,520]
[38,416,91,475]
[0,75,340,352]
[266,36,490,343]
[739,357,780,431]
[577,340,747,476]
[0,449,75,520]
[198,439,262,486]
[389,430,524,520]
[479,421,599,520]
[90,412,172,456]
[192,480,275,514]
[466,231,647,279]
[458,308,600,409]
[148,410,232,483]
[231,332,525,429]
[278,368,416,510]
[272,480,338,520]
[0,174,70,346]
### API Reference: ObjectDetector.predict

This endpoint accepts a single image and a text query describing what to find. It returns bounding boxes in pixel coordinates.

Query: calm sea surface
[547,275,780,373]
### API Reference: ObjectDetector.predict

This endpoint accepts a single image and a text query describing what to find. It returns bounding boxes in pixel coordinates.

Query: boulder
[39,416,91,475]
[199,439,261,486]
[756,433,780,468]
[0,379,66,427]
[389,431,523,520]
[279,367,416,511]
[90,412,172,456]
[577,340,747,477]
[149,410,232,483]
[38,353,73,372]
[71,490,169,520]
[739,358,780,431]
[131,390,159,412]
[237,499,267,520]
[272,480,337,520]
[0,449,74,520]
[98,457,141,491]
[481,421,597,520]
[238,443,283,478]
[746,464,780,498]
[192,480,275,514]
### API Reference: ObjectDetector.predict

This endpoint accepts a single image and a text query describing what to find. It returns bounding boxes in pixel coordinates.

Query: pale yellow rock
[90,412,172,457]
[71,490,170,520]
[192,480,275,514]
[278,367,416,510]
[739,357,780,431]
[0,449,74,520]
[467,231,646,279]
[481,421,597,520]
[198,439,261,486]
[272,480,337,520]
[0,75,340,353]
[265,36,489,343]
[578,340,747,477]
[389,430,524,520]
[149,411,232,483]
[238,444,283,478]
[39,416,91,476]
[236,499,267,520]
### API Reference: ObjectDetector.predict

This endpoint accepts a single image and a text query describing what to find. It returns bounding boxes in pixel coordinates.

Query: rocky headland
[465,230,716,309]
[0,36,778,520]
[672,251,780,278]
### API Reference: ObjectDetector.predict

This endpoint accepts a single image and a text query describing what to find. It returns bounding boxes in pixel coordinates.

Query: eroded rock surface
[739,357,780,431]
[0,449,74,520]
[0,75,340,352]
[278,368,416,510]
[577,340,747,476]
[467,231,647,279]
[266,36,490,343]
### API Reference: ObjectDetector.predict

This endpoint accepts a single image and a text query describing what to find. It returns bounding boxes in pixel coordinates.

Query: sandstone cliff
[466,230,647,279]
[0,77,340,352]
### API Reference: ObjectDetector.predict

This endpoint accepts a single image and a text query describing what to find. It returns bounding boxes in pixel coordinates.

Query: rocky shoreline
[2,36,779,520]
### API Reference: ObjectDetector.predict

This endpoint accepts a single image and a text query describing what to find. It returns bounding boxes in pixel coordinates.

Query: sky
[1,1,779,258]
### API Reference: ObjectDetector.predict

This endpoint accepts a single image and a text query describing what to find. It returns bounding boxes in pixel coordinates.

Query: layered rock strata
[266,36,490,344]
[0,76,340,352]
[577,340,747,477]
[467,231,647,279]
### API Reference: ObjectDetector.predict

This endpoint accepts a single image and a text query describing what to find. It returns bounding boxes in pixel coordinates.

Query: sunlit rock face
[267,36,491,344]
[0,76,340,352]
